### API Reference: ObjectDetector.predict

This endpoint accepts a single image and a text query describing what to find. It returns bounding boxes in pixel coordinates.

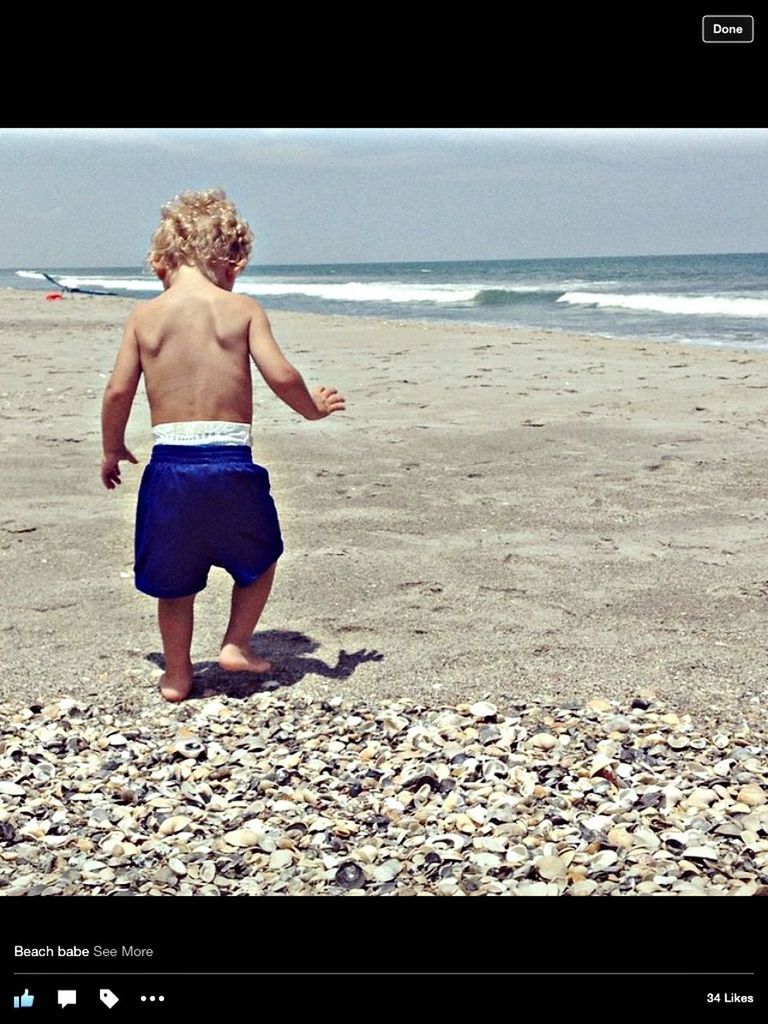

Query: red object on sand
[45,292,64,301]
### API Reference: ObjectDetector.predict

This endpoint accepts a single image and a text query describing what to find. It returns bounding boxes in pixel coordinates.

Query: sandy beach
[2,286,768,898]
[0,287,766,730]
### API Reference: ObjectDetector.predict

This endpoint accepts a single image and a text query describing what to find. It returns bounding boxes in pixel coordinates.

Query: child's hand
[312,386,346,419]
[101,447,139,490]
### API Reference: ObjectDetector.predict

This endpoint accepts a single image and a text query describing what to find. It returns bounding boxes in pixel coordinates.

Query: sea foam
[558,291,768,318]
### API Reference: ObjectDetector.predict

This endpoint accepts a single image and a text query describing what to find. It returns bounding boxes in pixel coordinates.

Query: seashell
[590,850,618,870]
[0,822,18,843]
[223,829,262,848]
[353,845,378,865]
[500,725,528,747]
[685,846,719,860]
[661,784,683,808]
[470,852,501,870]
[635,881,660,894]
[200,862,216,883]
[335,862,366,889]
[403,768,440,792]
[489,802,518,824]
[529,733,557,750]
[19,821,48,838]
[482,759,508,780]
[686,788,717,808]
[168,858,187,876]
[673,881,709,895]
[516,881,555,896]
[587,698,613,712]
[535,855,567,880]
[41,835,69,848]
[632,827,661,852]
[713,822,741,838]
[478,725,501,745]
[607,827,634,849]
[381,713,408,735]
[738,784,765,807]
[667,736,689,750]
[82,858,107,872]
[593,753,618,774]
[373,859,402,882]
[468,701,497,719]
[454,814,476,834]
[57,698,81,714]
[584,814,614,832]
[605,716,632,733]
[107,733,128,747]
[738,811,766,832]
[473,836,507,854]
[157,816,191,836]
[269,850,293,870]
[174,739,205,759]
[436,877,459,893]
[569,880,598,896]
[0,782,25,796]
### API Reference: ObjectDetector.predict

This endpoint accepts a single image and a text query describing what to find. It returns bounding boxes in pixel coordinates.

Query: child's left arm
[101,310,142,490]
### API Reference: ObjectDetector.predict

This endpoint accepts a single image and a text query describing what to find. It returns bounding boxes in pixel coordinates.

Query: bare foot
[158,671,194,703]
[218,643,272,674]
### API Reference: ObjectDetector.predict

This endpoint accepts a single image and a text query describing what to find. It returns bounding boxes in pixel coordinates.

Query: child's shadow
[145,629,383,700]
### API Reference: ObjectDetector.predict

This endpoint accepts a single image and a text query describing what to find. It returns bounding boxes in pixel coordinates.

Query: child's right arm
[247,303,345,420]
[101,309,142,489]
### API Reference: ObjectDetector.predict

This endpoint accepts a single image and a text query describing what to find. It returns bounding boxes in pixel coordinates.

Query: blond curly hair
[147,188,253,283]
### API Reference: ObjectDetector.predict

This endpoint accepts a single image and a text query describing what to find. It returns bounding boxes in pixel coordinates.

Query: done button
[702,14,754,42]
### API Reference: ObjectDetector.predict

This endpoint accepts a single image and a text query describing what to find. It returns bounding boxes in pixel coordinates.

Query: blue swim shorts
[134,445,284,599]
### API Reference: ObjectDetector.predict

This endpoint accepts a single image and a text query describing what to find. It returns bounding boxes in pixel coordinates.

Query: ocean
[3,252,768,349]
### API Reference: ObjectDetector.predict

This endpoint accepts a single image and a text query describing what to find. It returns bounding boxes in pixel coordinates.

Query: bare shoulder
[128,298,157,322]
[232,293,268,322]
[122,300,151,331]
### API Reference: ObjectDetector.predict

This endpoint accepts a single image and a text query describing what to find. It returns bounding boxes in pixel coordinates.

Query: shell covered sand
[1,693,765,896]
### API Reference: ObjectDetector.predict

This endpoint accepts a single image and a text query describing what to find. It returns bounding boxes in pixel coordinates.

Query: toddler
[101,189,345,701]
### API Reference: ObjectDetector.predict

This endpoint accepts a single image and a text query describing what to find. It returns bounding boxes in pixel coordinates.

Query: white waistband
[152,421,252,446]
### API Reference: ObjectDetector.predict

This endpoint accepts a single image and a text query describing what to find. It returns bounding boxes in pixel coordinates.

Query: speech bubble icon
[58,990,77,1008]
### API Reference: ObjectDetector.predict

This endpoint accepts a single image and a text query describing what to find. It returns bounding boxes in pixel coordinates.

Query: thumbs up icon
[12,989,34,1008]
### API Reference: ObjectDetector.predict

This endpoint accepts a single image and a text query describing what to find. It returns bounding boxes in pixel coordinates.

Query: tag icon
[100,989,119,1009]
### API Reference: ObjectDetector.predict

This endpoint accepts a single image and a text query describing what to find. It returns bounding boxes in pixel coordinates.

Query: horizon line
[3,250,767,272]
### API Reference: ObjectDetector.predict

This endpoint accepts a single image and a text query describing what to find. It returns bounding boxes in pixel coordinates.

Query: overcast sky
[0,128,766,267]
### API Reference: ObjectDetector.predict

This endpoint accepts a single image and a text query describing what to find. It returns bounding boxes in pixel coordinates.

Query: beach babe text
[15,946,154,958]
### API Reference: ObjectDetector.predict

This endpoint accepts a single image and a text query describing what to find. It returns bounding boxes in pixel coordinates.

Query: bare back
[134,281,256,426]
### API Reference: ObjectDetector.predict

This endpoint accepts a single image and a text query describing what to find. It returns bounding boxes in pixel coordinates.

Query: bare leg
[219,562,277,672]
[157,594,196,702]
